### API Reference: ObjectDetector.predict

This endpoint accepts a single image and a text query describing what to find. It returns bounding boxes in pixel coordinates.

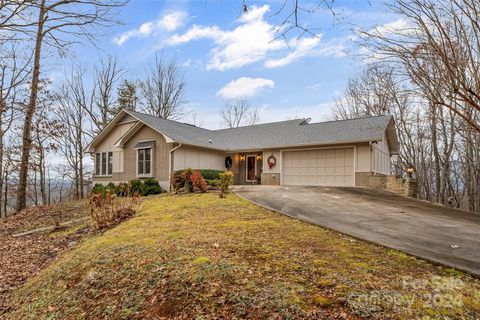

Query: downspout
[369,141,373,173]
[168,143,182,192]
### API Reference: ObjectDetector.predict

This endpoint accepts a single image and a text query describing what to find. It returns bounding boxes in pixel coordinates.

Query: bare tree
[56,67,88,200]
[0,44,29,217]
[139,53,186,120]
[220,99,259,128]
[83,55,124,135]
[357,0,480,132]
[14,0,126,211]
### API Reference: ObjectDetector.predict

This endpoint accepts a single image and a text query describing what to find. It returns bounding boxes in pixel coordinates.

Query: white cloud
[114,10,188,46]
[369,18,410,37]
[168,5,286,71]
[168,5,346,71]
[265,35,347,68]
[217,77,274,99]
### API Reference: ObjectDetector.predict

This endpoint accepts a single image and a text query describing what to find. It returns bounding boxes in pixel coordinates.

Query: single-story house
[87,109,399,190]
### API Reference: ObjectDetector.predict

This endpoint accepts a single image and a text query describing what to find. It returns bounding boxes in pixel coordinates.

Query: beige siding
[228,153,242,184]
[356,144,371,172]
[94,119,138,173]
[93,125,172,190]
[173,145,225,171]
[262,150,281,174]
[372,137,390,174]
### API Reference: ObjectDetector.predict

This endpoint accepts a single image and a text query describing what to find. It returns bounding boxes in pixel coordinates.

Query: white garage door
[282,148,354,186]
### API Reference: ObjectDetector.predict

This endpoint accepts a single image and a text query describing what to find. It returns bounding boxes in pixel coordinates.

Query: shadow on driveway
[233,185,480,276]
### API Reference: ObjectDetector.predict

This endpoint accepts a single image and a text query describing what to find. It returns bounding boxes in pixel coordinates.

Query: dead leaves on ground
[0,201,92,315]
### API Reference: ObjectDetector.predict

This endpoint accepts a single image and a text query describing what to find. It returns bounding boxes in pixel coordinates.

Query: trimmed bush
[140,178,163,196]
[92,179,164,197]
[197,169,224,180]
[174,169,224,190]
[206,179,220,187]
[130,179,143,194]
[92,183,105,194]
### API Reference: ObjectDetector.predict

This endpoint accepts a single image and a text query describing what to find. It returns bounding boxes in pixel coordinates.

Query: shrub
[197,169,223,180]
[191,171,207,193]
[219,171,234,198]
[105,182,117,193]
[174,169,224,186]
[140,178,163,196]
[92,183,105,194]
[181,168,195,193]
[89,191,140,229]
[130,179,143,194]
[206,179,220,188]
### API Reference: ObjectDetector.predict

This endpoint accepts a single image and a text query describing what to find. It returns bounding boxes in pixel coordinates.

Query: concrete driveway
[232,185,480,276]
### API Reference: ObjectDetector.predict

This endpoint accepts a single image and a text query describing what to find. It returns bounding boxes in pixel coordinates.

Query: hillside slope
[5,194,480,319]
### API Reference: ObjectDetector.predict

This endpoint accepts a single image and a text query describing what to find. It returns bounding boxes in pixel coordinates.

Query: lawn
[5,193,480,319]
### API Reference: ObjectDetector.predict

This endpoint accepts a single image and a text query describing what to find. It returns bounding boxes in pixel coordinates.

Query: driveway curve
[233,185,480,276]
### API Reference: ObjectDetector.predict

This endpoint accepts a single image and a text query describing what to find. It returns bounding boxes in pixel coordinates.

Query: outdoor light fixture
[407,165,415,178]
[257,154,262,161]
[240,154,245,161]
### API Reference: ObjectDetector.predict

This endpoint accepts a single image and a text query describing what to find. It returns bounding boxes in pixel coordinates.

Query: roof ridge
[127,109,217,133]
[307,114,392,126]
[214,118,305,132]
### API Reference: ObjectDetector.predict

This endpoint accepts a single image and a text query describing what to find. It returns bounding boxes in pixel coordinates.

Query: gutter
[168,143,182,192]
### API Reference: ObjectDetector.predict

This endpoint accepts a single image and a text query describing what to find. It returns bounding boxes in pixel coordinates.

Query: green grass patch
[5,193,480,319]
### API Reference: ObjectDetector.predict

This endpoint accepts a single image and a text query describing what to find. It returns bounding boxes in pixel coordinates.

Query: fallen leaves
[0,200,93,316]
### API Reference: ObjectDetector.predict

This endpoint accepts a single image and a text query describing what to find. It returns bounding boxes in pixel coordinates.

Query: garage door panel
[283,147,354,186]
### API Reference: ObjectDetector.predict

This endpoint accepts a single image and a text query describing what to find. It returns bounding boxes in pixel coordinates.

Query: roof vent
[208,139,212,144]
[300,118,311,125]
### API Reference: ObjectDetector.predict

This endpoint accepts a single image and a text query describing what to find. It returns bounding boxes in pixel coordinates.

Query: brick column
[405,178,418,198]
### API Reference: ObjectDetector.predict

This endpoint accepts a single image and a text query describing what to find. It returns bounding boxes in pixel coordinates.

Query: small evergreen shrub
[92,183,105,194]
[140,178,163,196]
[197,169,223,180]
[219,171,234,198]
[206,179,220,187]
[130,179,143,194]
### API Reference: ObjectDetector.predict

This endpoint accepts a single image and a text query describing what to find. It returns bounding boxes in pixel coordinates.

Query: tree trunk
[39,146,47,205]
[430,105,441,203]
[16,0,46,212]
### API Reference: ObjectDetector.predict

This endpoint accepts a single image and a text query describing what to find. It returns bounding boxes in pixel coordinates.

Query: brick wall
[356,172,417,198]
[355,172,387,189]
[386,175,406,194]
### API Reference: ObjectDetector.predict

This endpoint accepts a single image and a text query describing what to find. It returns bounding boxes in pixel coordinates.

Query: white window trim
[95,151,113,177]
[245,155,257,182]
[136,144,154,178]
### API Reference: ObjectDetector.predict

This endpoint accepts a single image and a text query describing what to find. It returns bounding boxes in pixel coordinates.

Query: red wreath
[267,155,277,169]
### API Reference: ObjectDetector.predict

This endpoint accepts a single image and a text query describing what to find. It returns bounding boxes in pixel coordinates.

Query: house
[87,109,399,190]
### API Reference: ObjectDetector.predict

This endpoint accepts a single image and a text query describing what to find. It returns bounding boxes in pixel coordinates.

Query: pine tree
[116,80,138,112]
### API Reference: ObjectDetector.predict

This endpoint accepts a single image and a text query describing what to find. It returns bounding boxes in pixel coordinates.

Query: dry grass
[4,194,480,319]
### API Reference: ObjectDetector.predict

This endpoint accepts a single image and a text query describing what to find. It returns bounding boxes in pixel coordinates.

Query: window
[95,153,100,176]
[137,148,152,176]
[95,152,113,176]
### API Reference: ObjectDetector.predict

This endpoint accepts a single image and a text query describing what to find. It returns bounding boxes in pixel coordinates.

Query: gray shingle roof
[126,110,394,151]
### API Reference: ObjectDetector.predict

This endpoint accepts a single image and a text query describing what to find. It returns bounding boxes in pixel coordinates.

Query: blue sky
[65,0,401,129]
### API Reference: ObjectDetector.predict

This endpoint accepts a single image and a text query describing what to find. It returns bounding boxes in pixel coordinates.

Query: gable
[94,120,138,152]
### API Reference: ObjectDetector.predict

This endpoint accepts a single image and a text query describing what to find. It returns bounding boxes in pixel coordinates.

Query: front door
[246,155,256,182]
